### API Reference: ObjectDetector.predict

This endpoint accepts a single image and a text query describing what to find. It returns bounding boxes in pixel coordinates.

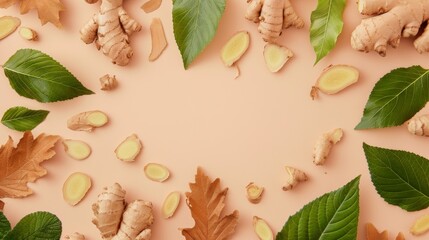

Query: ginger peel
[67,110,108,132]
[407,114,429,137]
[99,74,117,91]
[64,233,85,240]
[410,214,429,236]
[63,172,92,206]
[63,139,91,160]
[162,191,181,219]
[142,0,162,13]
[313,128,343,165]
[253,216,274,240]
[149,18,168,62]
[264,43,293,73]
[19,27,38,41]
[0,16,21,40]
[311,65,359,100]
[283,166,308,191]
[144,163,170,182]
[115,134,142,162]
[246,182,264,203]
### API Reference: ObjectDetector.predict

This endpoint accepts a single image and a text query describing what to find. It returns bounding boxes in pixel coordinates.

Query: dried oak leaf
[182,167,239,240]
[0,0,64,27]
[366,223,405,240]
[0,132,60,198]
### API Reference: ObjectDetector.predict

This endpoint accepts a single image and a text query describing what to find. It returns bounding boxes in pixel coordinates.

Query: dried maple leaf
[0,132,60,198]
[182,167,239,240]
[0,0,64,27]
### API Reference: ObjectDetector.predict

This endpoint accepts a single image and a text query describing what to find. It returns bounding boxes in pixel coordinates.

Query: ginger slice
[263,43,293,73]
[162,191,181,219]
[0,16,21,40]
[99,74,117,91]
[283,166,308,191]
[407,114,429,137]
[63,172,92,206]
[63,139,92,160]
[115,134,142,162]
[64,233,85,240]
[313,128,343,165]
[141,0,162,13]
[366,223,388,240]
[19,27,38,41]
[67,111,109,132]
[411,214,429,236]
[253,216,274,240]
[221,31,250,67]
[144,163,170,182]
[149,18,168,62]
[311,65,359,100]
[246,182,264,203]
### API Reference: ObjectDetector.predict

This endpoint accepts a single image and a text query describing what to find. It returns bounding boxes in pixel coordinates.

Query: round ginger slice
[144,163,170,182]
[63,139,91,160]
[67,110,109,132]
[264,43,293,73]
[115,134,142,162]
[0,16,21,40]
[311,65,359,99]
[253,216,274,240]
[221,31,250,67]
[246,182,264,204]
[162,191,181,219]
[63,172,92,206]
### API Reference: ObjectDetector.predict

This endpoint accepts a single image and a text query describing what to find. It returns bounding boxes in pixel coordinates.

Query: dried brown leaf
[0,132,60,198]
[182,167,239,240]
[366,223,388,240]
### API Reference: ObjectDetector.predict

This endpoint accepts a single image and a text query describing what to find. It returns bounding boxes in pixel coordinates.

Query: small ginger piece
[264,43,293,73]
[366,223,388,240]
[144,163,170,182]
[162,191,181,219]
[407,114,429,137]
[0,16,21,40]
[311,65,359,99]
[19,27,38,41]
[283,166,308,191]
[64,233,85,240]
[411,214,429,236]
[99,74,117,91]
[142,0,162,13]
[63,139,91,160]
[246,182,264,203]
[149,18,168,61]
[313,128,343,165]
[67,111,108,132]
[115,134,142,162]
[63,172,92,206]
[253,216,274,240]
[221,31,250,67]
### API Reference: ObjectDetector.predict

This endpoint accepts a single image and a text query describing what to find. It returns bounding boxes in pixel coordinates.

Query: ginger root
[67,110,109,132]
[81,0,142,66]
[283,166,308,191]
[0,16,21,40]
[63,139,91,160]
[144,163,170,182]
[407,114,429,137]
[410,214,429,236]
[311,65,359,100]
[63,172,92,206]
[313,128,343,165]
[264,43,293,73]
[142,0,162,13]
[100,74,118,91]
[246,0,304,42]
[64,233,85,240]
[19,27,38,41]
[92,183,154,240]
[162,191,181,219]
[149,18,168,62]
[352,0,429,56]
[246,182,264,204]
[115,134,142,162]
[253,216,274,240]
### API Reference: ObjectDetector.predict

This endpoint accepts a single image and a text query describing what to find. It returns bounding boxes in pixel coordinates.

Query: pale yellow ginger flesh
[19,27,38,41]
[144,163,170,182]
[142,0,162,13]
[352,0,429,56]
[64,232,85,240]
[0,16,21,40]
[149,18,168,62]
[63,172,92,206]
[311,65,359,99]
[407,114,429,137]
[63,139,92,160]
[410,214,429,236]
[67,110,109,132]
[246,0,304,42]
[246,182,264,203]
[264,43,293,73]
[162,191,181,219]
[221,31,250,67]
[283,166,308,191]
[115,134,142,162]
[313,128,343,165]
[99,74,117,91]
[253,216,274,240]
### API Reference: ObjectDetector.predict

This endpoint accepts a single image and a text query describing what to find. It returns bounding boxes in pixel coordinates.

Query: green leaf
[3,212,61,240]
[173,0,225,69]
[363,143,429,211]
[1,107,49,132]
[0,212,11,239]
[3,49,94,103]
[356,66,429,129]
[310,0,346,64]
[276,176,360,240]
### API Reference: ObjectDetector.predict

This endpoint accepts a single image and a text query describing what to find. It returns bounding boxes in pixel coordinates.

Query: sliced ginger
[311,65,359,100]
[115,134,142,162]
[313,128,343,165]
[64,233,85,240]
[63,139,91,160]
[141,0,162,13]
[253,216,274,240]
[144,163,170,182]
[246,182,264,204]
[149,18,168,62]
[0,16,21,40]
[221,31,250,67]
[19,27,38,41]
[162,191,181,219]
[63,172,92,206]
[264,43,293,73]
[283,166,308,191]
[67,110,108,132]
[410,214,429,236]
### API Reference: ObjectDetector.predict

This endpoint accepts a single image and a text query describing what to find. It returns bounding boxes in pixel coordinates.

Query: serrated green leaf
[0,212,11,239]
[310,0,346,64]
[3,211,61,240]
[173,0,225,69]
[276,176,360,240]
[356,66,429,129]
[3,49,94,103]
[1,106,49,132]
[363,143,429,211]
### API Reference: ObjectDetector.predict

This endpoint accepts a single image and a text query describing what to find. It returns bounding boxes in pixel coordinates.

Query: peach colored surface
[1,0,428,239]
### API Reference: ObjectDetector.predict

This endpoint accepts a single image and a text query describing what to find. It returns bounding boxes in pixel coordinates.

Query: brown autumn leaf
[0,0,64,27]
[366,223,405,240]
[0,132,60,198]
[182,167,239,240]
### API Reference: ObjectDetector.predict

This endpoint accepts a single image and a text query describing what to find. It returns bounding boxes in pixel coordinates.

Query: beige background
[1,0,428,239]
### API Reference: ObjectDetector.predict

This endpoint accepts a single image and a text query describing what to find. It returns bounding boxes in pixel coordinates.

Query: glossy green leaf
[0,212,11,239]
[310,0,346,64]
[363,143,429,211]
[3,49,94,103]
[356,66,429,129]
[3,212,61,240]
[276,176,360,240]
[173,0,225,69]
[2,106,49,131]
